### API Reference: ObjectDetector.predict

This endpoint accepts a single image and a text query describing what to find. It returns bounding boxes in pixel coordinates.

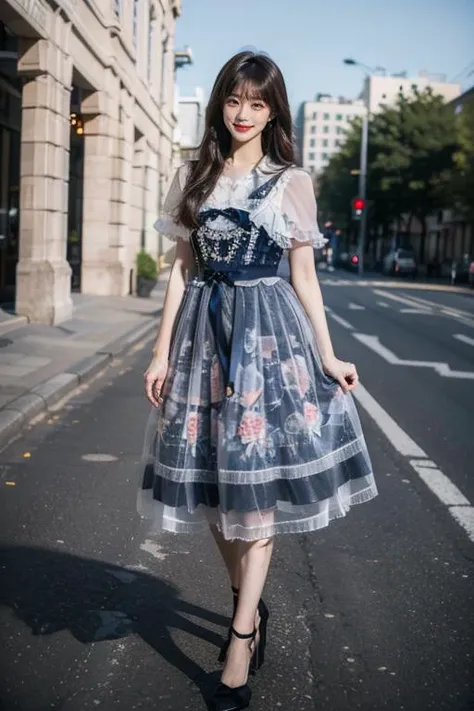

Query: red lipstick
[234,124,253,133]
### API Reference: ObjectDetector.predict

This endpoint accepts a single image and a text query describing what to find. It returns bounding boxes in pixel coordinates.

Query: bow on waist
[199,208,251,229]
[202,266,278,399]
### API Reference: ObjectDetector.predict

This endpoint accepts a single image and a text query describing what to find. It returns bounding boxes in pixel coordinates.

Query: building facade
[0,0,181,324]
[295,94,367,175]
[362,72,461,114]
[176,85,205,162]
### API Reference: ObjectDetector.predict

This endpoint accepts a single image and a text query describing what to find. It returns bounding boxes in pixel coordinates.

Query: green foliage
[136,251,158,281]
[452,100,474,218]
[318,89,462,256]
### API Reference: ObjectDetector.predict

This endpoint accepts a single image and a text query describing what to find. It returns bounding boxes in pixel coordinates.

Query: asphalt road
[0,272,473,711]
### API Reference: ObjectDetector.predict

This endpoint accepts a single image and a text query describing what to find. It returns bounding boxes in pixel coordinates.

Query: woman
[139,51,377,711]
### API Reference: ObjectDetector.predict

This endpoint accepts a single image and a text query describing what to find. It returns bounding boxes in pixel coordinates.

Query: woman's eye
[227,98,238,105]
[252,103,264,110]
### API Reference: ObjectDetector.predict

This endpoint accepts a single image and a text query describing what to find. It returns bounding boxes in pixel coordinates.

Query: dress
[138,157,377,541]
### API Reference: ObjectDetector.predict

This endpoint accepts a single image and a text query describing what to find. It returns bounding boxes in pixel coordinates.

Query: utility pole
[358,112,369,275]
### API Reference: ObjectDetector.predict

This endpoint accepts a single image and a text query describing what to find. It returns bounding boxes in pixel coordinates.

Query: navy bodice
[191,172,286,275]
[190,171,288,399]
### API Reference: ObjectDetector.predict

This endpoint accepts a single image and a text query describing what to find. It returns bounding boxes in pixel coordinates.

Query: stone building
[0,0,182,324]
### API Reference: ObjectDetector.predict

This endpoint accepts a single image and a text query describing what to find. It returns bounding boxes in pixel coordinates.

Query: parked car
[383,248,417,277]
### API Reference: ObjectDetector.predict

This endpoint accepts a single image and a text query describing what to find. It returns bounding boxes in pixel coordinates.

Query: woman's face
[222,85,272,145]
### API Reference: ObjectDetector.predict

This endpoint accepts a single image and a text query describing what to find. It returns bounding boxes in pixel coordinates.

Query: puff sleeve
[280,169,327,249]
[153,163,191,241]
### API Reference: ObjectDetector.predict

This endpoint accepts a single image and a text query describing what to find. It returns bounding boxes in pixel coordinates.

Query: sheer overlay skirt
[137,277,377,541]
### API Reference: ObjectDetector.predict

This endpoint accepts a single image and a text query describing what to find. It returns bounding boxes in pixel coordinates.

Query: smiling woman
[139,50,376,711]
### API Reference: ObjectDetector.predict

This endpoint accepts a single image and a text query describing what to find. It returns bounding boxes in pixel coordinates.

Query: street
[0,273,473,711]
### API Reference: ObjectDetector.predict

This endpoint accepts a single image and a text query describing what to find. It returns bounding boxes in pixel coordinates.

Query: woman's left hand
[323,357,359,393]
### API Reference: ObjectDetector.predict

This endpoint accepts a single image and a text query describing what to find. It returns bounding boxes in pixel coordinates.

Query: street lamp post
[343,58,385,276]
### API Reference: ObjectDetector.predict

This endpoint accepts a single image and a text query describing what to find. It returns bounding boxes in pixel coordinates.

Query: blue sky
[175,0,474,113]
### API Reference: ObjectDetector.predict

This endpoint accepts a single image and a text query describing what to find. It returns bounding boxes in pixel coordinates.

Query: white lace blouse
[154,157,327,250]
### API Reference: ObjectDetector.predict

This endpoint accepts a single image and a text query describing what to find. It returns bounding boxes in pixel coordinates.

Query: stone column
[15,35,73,324]
[80,74,133,296]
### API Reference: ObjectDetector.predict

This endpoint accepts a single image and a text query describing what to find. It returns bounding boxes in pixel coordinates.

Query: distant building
[176,87,206,162]
[362,72,461,113]
[295,94,367,175]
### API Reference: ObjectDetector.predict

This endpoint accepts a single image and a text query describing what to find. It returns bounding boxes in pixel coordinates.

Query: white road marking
[354,384,474,543]
[397,293,473,318]
[353,333,474,380]
[376,301,390,308]
[140,539,168,561]
[324,306,354,330]
[348,302,365,310]
[410,460,470,506]
[353,385,427,457]
[399,308,435,314]
[373,290,431,310]
[453,333,474,347]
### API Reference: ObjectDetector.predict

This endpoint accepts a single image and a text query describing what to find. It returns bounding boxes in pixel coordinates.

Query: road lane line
[348,302,365,310]
[399,308,435,314]
[324,307,354,330]
[372,290,431,310]
[353,384,427,457]
[354,384,474,543]
[376,301,390,308]
[410,460,470,506]
[353,333,474,380]
[453,334,474,347]
[449,507,474,542]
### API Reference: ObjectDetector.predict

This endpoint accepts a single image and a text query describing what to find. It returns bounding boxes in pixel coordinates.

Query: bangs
[225,67,273,106]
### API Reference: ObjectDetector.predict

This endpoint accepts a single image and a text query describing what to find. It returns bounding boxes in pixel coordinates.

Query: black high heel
[249,598,269,674]
[218,587,269,670]
[210,627,256,711]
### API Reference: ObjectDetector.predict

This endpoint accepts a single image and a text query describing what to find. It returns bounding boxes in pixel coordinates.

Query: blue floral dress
[138,158,377,541]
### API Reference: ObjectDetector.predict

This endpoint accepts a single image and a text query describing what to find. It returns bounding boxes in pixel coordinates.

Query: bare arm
[289,244,358,392]
[144,238,196,405]
[151,238,196,360]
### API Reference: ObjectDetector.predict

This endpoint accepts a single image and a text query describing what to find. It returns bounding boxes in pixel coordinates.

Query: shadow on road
[0,544,227,705]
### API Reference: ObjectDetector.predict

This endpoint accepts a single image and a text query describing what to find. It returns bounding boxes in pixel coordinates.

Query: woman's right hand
[144,355,169,407]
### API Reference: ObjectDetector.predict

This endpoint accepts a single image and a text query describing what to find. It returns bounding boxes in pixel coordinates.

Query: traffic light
[352,197,365,221]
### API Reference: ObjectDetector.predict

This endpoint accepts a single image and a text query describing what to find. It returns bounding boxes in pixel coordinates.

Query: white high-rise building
[362,72,461,114]
[295,94,367,175]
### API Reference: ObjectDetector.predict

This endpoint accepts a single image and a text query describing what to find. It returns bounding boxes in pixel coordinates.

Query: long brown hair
[177,51,295,230]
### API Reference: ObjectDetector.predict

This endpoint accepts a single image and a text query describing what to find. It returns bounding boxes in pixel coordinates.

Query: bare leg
[209,523,240,589]
[221,537,274,688]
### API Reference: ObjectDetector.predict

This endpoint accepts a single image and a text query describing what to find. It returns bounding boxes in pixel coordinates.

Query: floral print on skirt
[138,276,377,541]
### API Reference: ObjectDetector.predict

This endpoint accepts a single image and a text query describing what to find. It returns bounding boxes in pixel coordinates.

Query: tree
[452,100,474,220]
[318,89,459,262]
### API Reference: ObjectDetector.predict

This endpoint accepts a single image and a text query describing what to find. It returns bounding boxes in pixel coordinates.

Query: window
[310,125,316,134]
[312,111,317,120]
[323,112,330,120]
[335,113,342,121]
[335,139,341,147]
[322,139,328,147]
[114,0,121,17]
[322,152,328,160]
[147,8,154,81]
[336,126,344,135]
[323,125,329,134]
[310,138,316,147]
[308,152,315,160]
[132,0,138,45]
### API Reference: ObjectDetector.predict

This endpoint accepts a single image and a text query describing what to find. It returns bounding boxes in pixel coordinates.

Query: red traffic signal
[352,197,365,221]
[353,198,365,211]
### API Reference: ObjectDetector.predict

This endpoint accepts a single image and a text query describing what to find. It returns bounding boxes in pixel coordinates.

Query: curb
[0,314,161,450]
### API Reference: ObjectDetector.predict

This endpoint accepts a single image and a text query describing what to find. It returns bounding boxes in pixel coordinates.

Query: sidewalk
[0,272,169,448]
